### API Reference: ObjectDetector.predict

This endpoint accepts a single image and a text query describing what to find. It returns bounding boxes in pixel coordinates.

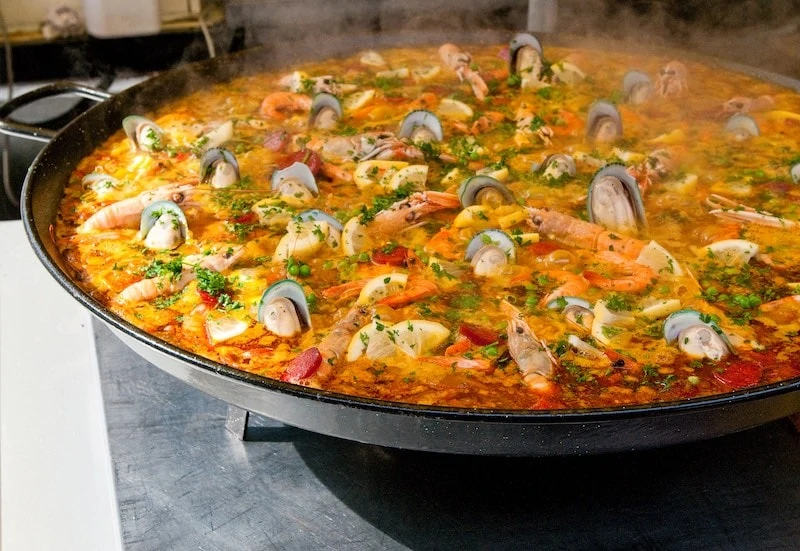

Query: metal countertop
[95,320,800,550]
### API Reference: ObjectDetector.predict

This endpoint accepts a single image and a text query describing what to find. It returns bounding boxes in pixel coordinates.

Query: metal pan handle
[0,82,113,143]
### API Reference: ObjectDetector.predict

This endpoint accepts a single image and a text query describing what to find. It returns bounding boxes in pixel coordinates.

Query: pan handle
[0,82,113,143]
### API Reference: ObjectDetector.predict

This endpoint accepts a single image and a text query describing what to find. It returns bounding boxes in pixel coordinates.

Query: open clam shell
[465,229,516,277]
[139,200,188,250]
[458,175,515,208]
[200,147,240,189]
[271,162,319,203]
[663,309,734,361]
[724,113,760,141]
[257,279,312,337]
[122,115,164,152]
[398,110,443,143]
[309,92,343,130]
[586,101,623,143]
[587,164,647,236]
[623,70,653,105]
[533,153,577,180]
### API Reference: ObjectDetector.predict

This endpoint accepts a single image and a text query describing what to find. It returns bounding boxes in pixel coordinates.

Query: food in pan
[55,36,800,410]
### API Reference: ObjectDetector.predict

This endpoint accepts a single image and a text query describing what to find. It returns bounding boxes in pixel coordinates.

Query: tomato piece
[713,356,764,389]
[198,289,219,307]
[278,149,321,175]
[371,245,410,266]
[233,212,258,224]
[458,322,498,346]
[281,347,323,383]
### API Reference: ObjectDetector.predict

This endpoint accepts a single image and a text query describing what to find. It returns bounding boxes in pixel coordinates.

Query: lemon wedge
[341,216,373,256]
[353,160,409,190]
[635,240,685,277]
[376,68,409,79]
[356,273,408,305]
[412,64,441,82]
[272,220,330,263]
[389,319,450,358]
[385,165,428,191]
[343,89,376,112]
[437,98,474,121]
[638,298,682,320]
[346,320,396,361]
[453,205,492,229]
[701,239,760,266]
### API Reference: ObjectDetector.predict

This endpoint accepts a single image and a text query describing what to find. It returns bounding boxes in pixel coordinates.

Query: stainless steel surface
[95,320,800,550]
[527,0,558,33]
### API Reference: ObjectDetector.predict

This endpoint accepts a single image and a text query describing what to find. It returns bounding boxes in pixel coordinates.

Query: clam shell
[587,164,647,236]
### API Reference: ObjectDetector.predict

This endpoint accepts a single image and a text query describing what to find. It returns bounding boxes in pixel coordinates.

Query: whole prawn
[369,191,461,238]
[501,301,557,394]
[78,183,196,233]
[438,43,489,102]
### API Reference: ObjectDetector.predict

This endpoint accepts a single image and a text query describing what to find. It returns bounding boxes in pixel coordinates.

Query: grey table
[95,321,800,550]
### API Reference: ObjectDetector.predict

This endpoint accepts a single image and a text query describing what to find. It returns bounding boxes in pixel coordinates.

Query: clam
[139,200,188,250]
[257,279,312,338]
[465,229,516,277]
[271,162,319,206]
[82,172,121,197]
[792,162,800,184]
[547,296,594,332]
[509,33,544,88]
[200,148,240,189]
[724,114,759,141]
[533,153,576,180]
[398,110,443,143]
[623,70,653,104]
[122,115,164,152]
[587,164,647,236]
[663,309,734,361]
[294,209,344,249]
[308,92,343,130]
[586,101,623,143]
[458,175,515,208]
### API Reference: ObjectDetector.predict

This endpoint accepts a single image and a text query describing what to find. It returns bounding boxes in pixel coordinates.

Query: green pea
[287,264,300,276]
[299,264,311,277]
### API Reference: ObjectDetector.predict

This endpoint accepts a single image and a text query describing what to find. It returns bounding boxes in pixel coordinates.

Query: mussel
[465,229,516,277]
[724,114,760,141]
[587,164,647,236]
[139,200,188,250]
[123,115,164,152]
[792,162,800,184]
[82,172,121,197]
[663,309,734,361]
[271,162,319,206]
[458,175,515,208]
[200,148,240,189]
[623,70,653,105]
[509,32,544,88]
[398,110,443,143]
[533,153,576,181]
[257,279,312,338]
[586,101,623,143]
[294,209,344,249]
[308,93,343,130]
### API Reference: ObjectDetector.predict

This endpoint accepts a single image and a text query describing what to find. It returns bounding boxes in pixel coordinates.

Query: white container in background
[82,0,161,38]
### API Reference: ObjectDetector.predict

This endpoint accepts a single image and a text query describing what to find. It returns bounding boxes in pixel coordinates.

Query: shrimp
[377,279,438,308]
[722,95,774,114]
[501,301,557,394]
[368,191,461,238]
[438,43,489,102]
[706,194,797,228]
[759,295,800,325]
[259,92,313,120]
[419,356,493,371]
[582,250,657,293]
[527,207,646,258]
[515,102,553,147]
[78,183,196,233]
[539,270,590,306]
[316,306,371,377]
[656,60,688,98]
[116,246,243,304]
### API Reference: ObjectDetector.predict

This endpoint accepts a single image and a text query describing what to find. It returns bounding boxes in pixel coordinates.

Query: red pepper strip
[371,245,410,267]
[278,149,322,176]
[281,347,323,383]
[458,322,499,346]
[713,356,764,389]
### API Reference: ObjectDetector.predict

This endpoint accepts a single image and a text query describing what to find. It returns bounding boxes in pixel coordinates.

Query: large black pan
[8,30,800,455]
